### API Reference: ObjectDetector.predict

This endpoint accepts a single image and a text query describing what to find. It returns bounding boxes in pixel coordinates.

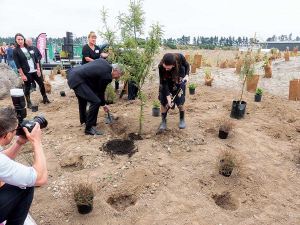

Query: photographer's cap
[10,89,24,97]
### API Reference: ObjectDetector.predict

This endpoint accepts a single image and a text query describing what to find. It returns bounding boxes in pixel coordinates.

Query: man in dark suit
[26,38,42,92]
[67,59,124,135]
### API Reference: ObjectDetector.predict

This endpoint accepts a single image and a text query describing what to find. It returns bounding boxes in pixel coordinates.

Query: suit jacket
[30,46,42,62]
[12,47,38,73]
[67,58,113,92]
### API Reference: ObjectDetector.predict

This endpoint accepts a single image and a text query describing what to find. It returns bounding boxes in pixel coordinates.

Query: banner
[36,33,47,58]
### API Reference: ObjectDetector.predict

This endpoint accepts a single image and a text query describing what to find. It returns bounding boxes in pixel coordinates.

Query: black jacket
[67,58,113,91]
[31,46,42,62]
[12,47,38,73]
[158,53,190,96]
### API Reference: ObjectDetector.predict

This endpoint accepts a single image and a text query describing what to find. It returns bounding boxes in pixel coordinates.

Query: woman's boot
[179,110,186,129]
[159,112,167,130]
[25,95,32,109]
[42,94,52,104]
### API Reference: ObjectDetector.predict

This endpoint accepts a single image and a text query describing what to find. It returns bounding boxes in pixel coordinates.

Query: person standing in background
[6,43,18,76]
[0,42,8,64]
[26,38,42,92]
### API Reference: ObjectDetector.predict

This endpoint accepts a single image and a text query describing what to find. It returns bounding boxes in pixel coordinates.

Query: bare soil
[1,50,300,224]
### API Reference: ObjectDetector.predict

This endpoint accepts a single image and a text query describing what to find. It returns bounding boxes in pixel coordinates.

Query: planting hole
[101,140,137,158]
[128,133,143,141]
[107,194,137,211]
[212,192,240,211]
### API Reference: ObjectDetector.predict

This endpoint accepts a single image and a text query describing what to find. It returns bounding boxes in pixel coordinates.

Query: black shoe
[85,127,103,135]
[43,95,52,104]
[25,95,32,109]
[124,97,135,101]
[159,113,167,130]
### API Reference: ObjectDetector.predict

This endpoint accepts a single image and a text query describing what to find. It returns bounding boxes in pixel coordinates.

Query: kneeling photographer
[0,104,48,223]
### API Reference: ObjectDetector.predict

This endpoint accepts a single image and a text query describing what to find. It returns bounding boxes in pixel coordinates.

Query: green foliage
[153,101,160,108]
[188,83,198,89]
[203,67,211,78]
[291,74,296,80]
[105,83,116,104]
[198,44,215,50]
[59,51,68,58]
[164,42,177,49]
[216,53,220,64]
[255,88,263,95]
[270,47,278,54]
[100,0,163,134]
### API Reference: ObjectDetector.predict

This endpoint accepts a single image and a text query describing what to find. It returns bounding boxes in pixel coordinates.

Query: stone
[158,162,164,167]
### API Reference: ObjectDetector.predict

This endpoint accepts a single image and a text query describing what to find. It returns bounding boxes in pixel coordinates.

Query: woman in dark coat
[12,33,51,109]
[158,53,189,130]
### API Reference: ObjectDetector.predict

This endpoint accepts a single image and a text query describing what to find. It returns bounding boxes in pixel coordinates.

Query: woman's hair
[0,107,17,138]
[159,53,180,82]
[14,33,28,49]
[88,31,97,39]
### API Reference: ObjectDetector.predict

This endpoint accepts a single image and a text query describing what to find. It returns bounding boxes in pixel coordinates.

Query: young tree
[99,0,163,134]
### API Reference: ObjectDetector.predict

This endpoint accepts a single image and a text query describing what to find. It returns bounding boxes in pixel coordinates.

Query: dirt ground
[1,50,300,225]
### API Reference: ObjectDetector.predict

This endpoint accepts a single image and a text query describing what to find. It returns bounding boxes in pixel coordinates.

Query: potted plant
[72,182,94,214]
[32,101,39,112]
[218,118,234,139]
[289,75,300,101]
[230,34,256,120]
[188,83,198,95]
[216,147,243,177]
[53,66,58,75]
[152,101,160,117]
[254,88,263,102]
[203,67,213,86]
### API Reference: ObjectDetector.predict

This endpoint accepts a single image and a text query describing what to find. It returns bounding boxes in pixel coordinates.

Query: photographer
[0,107,47,224]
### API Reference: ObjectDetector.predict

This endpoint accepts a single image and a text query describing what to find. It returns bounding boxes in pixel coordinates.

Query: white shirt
[21,47,36,73]
[0,145,37,188]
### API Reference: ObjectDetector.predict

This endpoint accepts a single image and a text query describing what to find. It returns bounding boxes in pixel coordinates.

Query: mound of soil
[212,192,240,211]
[107,193,137,211]
[108,116,128,135]
[101,139,137,158]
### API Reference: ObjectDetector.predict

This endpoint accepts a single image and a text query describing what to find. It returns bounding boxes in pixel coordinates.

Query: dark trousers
[0,54,7,64]
[0,184,35,225]
[115,81,119,90]
[74,83,101,128]
[128,80,138,99]
[31,62,42,89]
[24,72,45,97]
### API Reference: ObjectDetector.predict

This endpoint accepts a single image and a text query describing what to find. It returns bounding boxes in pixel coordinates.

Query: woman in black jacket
[158,53,189,130]
[12,33,51,108]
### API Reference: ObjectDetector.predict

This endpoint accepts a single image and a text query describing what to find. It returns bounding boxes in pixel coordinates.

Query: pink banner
[37,33,46,58]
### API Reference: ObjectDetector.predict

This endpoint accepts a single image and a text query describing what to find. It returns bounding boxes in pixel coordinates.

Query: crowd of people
[0,31,189,224]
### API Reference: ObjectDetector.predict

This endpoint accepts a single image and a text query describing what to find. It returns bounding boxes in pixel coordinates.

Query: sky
[1,0,300,43]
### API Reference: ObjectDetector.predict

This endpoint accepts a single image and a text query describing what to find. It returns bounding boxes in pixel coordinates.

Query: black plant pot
[32,106,38,112]
[152,107,160,117]
[60,91,66,97]
[219,167,233,177]
[230,101,247,119]
[254,94,262,102]
[189,88,195,95]
[219,128,229,139]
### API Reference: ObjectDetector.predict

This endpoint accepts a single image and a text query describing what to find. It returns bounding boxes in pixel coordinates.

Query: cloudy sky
[1,0,299,43]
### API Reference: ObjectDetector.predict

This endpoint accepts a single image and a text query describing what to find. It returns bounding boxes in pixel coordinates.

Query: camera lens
[32,115,48,129]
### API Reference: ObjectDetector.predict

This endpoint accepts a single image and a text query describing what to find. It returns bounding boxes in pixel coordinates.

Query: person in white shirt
[0,107,47,224]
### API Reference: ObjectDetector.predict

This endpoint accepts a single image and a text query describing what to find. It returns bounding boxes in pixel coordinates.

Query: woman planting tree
[12,33,52,108]
[158,53,189,130]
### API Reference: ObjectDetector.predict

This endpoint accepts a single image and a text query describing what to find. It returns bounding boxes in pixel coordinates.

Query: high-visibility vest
[0,46,6,55]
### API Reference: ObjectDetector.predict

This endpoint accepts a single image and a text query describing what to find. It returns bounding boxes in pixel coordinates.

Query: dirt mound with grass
[0,64,20,99]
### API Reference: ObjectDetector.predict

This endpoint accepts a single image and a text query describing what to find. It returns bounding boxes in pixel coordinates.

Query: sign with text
[36,33,46,58]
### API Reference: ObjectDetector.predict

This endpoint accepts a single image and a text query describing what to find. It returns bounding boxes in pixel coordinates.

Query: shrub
[164,42,177,49]
[255,88,263,95]
[153,101,160,108]
[188,83,198,89]
[203,67,211,78]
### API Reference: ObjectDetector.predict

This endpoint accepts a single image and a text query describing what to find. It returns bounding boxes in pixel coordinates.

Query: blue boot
[179,110,186,129]
[159,112,167,130]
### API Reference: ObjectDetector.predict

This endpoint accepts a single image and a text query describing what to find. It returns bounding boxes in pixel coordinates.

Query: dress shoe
[85,127,103,135]
[124,97,135,101]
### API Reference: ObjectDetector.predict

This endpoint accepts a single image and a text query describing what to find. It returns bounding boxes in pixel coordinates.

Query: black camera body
[10,89,48,137]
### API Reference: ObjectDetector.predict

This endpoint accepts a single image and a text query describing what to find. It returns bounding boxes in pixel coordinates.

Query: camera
[10,89,48,137]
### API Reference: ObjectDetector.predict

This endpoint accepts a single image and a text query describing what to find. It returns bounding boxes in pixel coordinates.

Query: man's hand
[103,105,109,112]
[23,122,42,145]
[37,69,41,77]
[18,135,29,144]
[22,75,27,82]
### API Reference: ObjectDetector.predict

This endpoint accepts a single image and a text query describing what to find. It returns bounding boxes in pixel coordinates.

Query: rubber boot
[159,112,167,130]
[43,94,52,104]
[25,95,32,109]
[179,110,186,129]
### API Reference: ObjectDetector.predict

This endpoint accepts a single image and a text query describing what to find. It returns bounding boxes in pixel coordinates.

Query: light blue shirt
[0,145,37,188]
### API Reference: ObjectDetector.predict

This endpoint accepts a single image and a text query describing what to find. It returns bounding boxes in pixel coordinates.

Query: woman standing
[12,33,51,109]
[158,53,189,130]
[82,31,109,65]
